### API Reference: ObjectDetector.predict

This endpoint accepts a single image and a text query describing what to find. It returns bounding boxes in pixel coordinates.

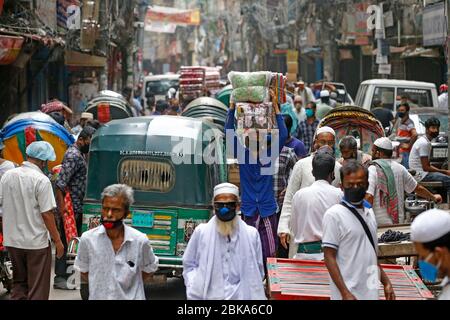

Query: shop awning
[0,35,24,65]
[400,47,441,59]
[372,46,407,55]
[0,28,65,47]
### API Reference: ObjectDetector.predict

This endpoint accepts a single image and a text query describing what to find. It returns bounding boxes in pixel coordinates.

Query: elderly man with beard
[278,127,342,258]
[182,183,266,300]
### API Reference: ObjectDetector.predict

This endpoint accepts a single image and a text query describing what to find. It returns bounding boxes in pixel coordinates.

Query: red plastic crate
[267,258,434,300]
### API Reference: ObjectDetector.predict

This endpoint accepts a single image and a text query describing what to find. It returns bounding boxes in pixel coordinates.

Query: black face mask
[100,217,124,230]
[344,186,367,206]
[80,143,90,154]
[214,203,237,222]
[397,112,406,119]
[430,132,439,139]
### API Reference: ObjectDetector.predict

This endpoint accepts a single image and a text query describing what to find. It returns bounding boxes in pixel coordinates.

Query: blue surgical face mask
[306,109,314,118]
[418,252,441,283]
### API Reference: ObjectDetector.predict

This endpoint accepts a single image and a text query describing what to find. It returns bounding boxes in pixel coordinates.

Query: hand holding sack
[228,71,286,146]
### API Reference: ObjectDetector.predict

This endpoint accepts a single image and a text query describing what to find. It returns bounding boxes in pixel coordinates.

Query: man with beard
[278,127,342,258]
[366,137,441,226]
[54,126,96,289]
[182,183,266,300]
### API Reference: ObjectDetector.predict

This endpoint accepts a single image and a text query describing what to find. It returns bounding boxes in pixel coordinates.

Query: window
[355,85,368,107]
[119,159,175,192]
[372,87,395,111]
[397,88,433,108]
[145,79,179,97]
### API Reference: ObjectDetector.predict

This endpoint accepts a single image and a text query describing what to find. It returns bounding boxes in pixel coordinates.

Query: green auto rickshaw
[69,116,227,287]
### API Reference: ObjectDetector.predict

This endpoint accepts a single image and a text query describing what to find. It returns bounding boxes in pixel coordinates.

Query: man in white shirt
[0,141,64,300]
[293,95,306,123]
[322,160,395,300]
[367,138,442,225]
[409,117,450,190]
[295,81,315,105]
[183,183,266,300]
[278,127,342,258]
[74,184,158,300]
[292,148,343,261]
[411,209,450,300]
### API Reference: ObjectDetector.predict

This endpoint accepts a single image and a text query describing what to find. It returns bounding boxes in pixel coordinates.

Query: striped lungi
[243,212,278,270]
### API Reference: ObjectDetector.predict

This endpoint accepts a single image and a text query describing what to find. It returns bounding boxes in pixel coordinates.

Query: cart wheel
[80,283,89,300]
[2,279,12,293]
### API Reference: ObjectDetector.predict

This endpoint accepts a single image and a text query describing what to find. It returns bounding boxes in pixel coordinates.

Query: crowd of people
[0,79,449,301]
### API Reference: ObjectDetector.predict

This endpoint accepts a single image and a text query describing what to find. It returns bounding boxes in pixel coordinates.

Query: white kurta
[277,155,342,258]
[367,160,418,225]
[291,180,343,260]
[182,216,266,300]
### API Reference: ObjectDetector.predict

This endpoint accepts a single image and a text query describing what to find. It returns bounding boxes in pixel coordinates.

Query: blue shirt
[285,137,307,158]
[225,110,288,218]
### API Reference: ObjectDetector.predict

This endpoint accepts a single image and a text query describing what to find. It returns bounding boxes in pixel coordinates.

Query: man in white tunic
[322,160,395,300]
[411,209,450,300]
[278,127,342,258]
[183,183,266,300]
[367,138,442,225]
[292,148,343,261]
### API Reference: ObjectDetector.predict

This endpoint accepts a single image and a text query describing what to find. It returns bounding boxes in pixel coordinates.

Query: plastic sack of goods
[235,102,276,147]
[231,86,269,103]
[228,71,286,104]
[236,102,275,130]
[228,71,272,88]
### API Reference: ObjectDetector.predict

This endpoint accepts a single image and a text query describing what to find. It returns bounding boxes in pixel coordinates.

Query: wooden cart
[267,258,434,300]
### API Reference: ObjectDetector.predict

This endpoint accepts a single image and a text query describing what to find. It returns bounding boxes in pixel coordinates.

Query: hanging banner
[57,0,81,31]
[145,21,177,33]
[0,35,24,65]
[423,2,447,47]
[378,64,392,75]
[146,5,200,26]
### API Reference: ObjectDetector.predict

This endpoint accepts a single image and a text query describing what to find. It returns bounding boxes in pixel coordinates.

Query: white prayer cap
[320,90,330,98]
[374,137,393,151]
[81,112,94,120]
[316,126,336,137]
[214,183,239,199]
[411,209,450,243]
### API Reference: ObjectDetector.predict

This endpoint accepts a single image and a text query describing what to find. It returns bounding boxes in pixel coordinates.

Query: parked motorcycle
[0,233,12,293]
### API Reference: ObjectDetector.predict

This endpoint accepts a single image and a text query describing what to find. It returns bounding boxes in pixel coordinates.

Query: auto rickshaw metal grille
[119,159,175,192]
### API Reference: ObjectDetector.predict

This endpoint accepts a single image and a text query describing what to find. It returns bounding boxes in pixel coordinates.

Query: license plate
[132,210,154,228]
[433,148,448,159]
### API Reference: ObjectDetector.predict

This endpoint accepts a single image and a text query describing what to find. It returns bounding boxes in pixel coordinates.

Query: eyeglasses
[214,202,237,210]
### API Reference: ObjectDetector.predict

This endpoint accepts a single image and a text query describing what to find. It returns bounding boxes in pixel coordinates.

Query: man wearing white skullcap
[411,209,450,300]
[278,126,342,258]
[316,90,335,119]
[182,183,266,300]
[0,141,64,299]
[366,138,442,226]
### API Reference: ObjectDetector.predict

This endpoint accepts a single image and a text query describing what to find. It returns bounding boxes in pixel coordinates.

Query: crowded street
[0,0,449,305]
